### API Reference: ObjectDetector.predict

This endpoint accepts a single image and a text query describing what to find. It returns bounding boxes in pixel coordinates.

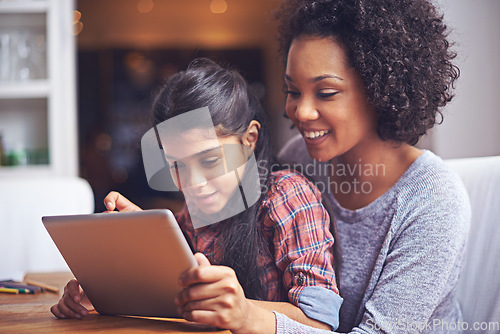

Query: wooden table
[0,272,230,333]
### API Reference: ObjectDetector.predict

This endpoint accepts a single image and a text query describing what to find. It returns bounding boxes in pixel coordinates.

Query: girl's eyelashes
[200,156,221,168]
[167,155,221,171]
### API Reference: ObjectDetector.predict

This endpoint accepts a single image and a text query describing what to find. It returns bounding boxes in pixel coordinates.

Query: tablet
[42,209,197,318]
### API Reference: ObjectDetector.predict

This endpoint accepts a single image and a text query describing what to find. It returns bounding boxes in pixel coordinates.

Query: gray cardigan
[274,135,470,333]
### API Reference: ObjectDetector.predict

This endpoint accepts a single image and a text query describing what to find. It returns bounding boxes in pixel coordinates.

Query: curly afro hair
[276,0,460,145]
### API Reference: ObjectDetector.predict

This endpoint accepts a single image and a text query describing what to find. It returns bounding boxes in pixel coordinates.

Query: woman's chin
[306,147,334,163]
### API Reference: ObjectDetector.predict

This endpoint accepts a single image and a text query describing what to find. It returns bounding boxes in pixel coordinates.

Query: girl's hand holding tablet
[50,279,92,319]
[176,253,275,334]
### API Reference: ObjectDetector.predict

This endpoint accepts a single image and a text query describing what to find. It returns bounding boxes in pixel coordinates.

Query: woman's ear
[241,120,261,151]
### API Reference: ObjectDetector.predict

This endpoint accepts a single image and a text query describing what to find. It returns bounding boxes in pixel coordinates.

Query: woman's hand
[50,279,94,319]
[175,253,275,334]
[103,191,142,212]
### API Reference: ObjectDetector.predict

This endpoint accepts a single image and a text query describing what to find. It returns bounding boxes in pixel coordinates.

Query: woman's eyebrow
[311,74,344,82]
[284,73,344,83]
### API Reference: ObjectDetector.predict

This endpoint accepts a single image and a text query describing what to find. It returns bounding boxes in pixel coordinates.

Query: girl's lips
[189,192,217,205]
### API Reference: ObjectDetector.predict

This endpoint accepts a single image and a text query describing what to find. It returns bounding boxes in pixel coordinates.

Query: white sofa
[446,156,500,333]
[0,176,94,281]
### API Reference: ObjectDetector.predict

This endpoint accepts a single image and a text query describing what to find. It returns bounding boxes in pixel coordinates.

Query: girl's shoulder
[267,169,322,198]
[260,169,324,213]
[259,169,329,230]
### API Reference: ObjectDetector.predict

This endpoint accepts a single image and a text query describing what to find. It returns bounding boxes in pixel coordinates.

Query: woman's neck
[329,140,423,210]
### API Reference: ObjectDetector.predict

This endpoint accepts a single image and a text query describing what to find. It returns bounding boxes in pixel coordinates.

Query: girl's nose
[182,167,208,188]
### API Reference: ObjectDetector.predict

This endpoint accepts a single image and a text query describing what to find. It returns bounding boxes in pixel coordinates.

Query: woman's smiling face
[285,35,378,162]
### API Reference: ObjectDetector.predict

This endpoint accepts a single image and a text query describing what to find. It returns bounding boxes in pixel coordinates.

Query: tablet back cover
[43,209,196,317]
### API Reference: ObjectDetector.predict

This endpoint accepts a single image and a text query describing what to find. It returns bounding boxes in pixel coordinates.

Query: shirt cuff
[298,286,343,330]
[273,311,336,334]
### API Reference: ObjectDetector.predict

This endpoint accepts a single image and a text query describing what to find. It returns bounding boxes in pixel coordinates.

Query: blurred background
[1,0,499,213]
[75,0,290,212]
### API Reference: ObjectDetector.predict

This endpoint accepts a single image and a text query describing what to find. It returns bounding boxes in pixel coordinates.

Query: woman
[51,59,342,332]
[274,0,470,333]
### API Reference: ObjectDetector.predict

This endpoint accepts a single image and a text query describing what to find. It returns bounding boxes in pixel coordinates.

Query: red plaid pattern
[176,170,338,306]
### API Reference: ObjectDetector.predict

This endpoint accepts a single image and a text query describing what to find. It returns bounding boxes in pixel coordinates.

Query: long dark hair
[151,58,271,300]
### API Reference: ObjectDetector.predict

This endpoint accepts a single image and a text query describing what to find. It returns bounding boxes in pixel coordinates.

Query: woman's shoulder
[392,150,471,234]
[397,150,468,203]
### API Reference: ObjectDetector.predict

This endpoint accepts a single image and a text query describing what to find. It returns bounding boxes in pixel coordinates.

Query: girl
[51,58,343,332]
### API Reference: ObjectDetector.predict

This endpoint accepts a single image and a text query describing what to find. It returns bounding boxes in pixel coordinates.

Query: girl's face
[163,127,249,215]
[284,36,378,162]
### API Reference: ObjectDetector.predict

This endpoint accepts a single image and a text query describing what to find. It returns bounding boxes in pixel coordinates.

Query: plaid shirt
[175,169,338,306]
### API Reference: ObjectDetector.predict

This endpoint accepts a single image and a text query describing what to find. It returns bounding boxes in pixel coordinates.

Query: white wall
[430,0,500,159]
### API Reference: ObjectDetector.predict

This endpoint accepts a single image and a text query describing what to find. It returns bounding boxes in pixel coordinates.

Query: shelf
[0,80,50,99]
[0,1,48,13]
[0,0,77,178]
[0,164,52,177]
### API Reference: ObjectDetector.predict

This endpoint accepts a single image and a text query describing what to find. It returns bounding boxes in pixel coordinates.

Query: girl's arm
[263,171,342,330]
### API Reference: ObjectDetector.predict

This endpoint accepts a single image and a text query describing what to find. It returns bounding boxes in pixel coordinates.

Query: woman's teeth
[304,130,330,139]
